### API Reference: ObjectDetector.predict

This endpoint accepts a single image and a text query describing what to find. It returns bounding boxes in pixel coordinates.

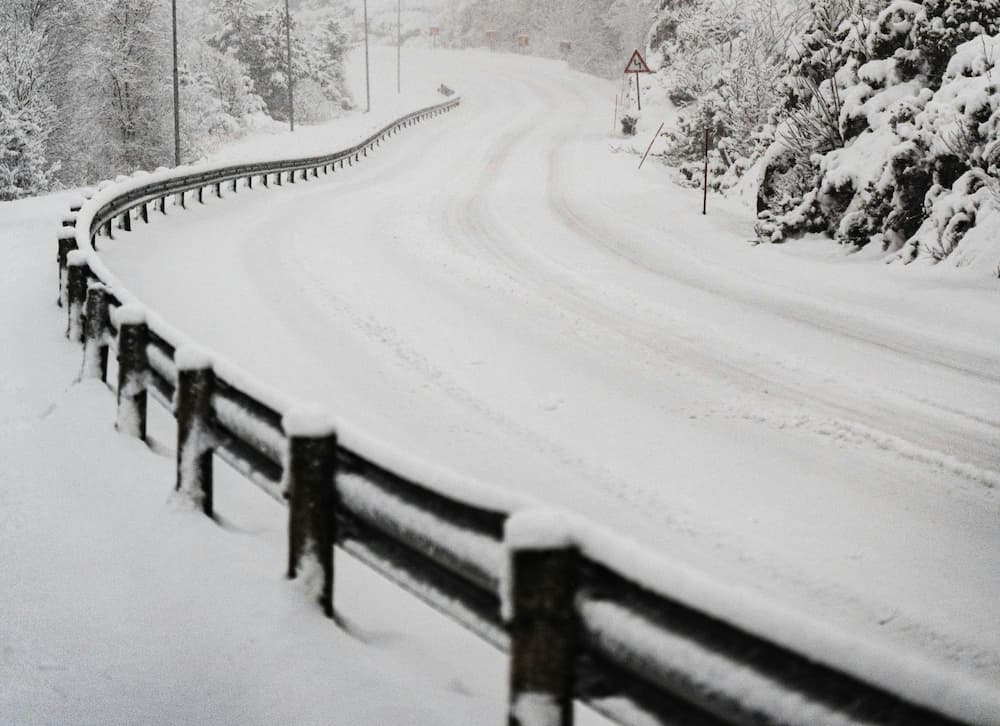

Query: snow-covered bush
[651,0,808,192]
[752,0,1000,272]
[178,49,265,160]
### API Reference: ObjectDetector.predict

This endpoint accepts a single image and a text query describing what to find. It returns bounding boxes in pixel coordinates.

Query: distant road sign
[559,40,572,53]
[625,49,652,74]
[624,50,653,111]
[517,35,530,48]
[429,26,440,36]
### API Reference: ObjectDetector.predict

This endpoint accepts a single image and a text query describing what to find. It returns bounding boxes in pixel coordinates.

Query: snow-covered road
[102,49,1000,687]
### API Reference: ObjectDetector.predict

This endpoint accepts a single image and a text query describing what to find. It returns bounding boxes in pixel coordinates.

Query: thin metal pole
[363,0,371,112]
[703,126,709,215]
[285,0,294,131]
[638,122,664,170]
[396,0,401,94]
[171,0,180,166]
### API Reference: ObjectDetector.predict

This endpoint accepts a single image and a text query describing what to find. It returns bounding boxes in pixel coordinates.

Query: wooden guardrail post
[284,409,338,618]
[82,283,111,381]
[139,202,149,224]
[114,305,148,440]
[175,347,215,517]
[57,230,77,308]
[66,251,89,342]
[121,209,132,232]
[505,512,578,726]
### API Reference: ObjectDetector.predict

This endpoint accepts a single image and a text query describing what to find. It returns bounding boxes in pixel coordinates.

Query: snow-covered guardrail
[52,98,996,726]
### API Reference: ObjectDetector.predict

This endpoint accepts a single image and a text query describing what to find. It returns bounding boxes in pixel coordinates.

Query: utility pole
[171,0,180,166]
[703,126,709,215]
[285,0,294,131]
[363,0,371,112]
[396,0,401,94]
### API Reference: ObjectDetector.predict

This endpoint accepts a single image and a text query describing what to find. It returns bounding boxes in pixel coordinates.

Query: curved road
[104,49,1000,686]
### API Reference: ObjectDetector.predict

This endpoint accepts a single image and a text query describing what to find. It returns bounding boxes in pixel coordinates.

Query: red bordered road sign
[625,49,652,74]
[624,50,653,111]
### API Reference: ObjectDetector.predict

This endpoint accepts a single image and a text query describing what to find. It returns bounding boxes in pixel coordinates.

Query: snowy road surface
[102,49,1000,687]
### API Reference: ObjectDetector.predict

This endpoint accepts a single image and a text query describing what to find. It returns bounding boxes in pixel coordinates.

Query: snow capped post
[174,346,216,517]
[82,283,111,381]
[504,510,578,726]
[57,229,77,308]
[113,305,149,441]
[65,251,89,343]
[283,407,338,618]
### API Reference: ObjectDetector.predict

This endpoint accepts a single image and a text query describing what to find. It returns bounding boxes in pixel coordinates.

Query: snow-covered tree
[208,0,352,123]
[0,83,53,199]
[653,0,808,189]
[0,1,63,194]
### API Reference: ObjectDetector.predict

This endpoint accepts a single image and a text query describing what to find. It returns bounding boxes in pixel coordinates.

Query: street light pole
[285,0,294,131]
[171,0,180,166]
[396,0,401,94]
[363,0,371,112]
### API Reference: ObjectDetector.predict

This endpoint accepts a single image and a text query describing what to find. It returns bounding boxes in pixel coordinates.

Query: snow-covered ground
[0,196,618,724]
[3,44,999,722]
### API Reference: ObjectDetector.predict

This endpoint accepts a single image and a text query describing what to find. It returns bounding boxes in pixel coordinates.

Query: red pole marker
[639,122,665,170]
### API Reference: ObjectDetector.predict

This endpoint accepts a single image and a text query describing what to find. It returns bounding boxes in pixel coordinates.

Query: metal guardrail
[52,97,983,726]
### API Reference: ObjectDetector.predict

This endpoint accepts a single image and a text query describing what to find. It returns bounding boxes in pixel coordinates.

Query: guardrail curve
[51,96,997,726]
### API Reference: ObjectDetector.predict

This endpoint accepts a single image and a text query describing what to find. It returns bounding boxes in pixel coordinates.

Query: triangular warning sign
[625,49,652,74]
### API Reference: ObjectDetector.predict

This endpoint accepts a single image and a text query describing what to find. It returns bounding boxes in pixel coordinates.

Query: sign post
[703,126,710,215]
[363,0,370,112]
[624,49,652,112]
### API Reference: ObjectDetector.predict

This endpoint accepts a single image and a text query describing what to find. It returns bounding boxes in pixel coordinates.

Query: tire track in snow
[427,70,1000,676]
[458,66,1000,491]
